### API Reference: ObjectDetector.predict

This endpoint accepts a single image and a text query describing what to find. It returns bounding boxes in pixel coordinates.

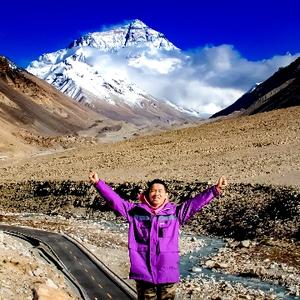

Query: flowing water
[180,233,298,300]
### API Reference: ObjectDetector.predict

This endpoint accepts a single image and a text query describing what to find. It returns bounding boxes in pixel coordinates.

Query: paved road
[0,224,136,300]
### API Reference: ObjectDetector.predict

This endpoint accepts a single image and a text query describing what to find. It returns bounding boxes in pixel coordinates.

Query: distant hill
[211,56,300,118]
[0,56,99,133]
[0,56,118,156]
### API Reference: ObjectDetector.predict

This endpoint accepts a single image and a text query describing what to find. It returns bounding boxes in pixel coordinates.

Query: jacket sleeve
[95,180,134,221]
[177,185,220,225]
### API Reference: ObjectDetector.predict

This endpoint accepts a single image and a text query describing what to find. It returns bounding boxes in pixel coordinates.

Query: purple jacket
[95,180,219,284]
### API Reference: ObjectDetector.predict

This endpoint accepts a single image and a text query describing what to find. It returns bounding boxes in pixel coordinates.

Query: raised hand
[216,176,228,190]
[89,171,99,185]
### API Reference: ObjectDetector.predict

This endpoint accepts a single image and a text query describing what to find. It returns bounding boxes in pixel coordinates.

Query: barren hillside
[0,56,148,157]
[0,106,299,186]
[211,56,300,118]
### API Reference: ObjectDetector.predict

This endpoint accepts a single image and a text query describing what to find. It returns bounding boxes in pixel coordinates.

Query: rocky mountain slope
[211,56,300,118]
[0,105,299,186]
[0,56,138,157]
[0,232,78,300]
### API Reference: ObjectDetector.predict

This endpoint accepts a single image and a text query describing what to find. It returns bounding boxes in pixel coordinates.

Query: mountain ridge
[211,56,300,118]
[0,55,134,157]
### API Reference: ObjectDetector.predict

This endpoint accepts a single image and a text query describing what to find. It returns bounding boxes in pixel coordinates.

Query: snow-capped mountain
[27,19,200,125]
[68,19,178,53]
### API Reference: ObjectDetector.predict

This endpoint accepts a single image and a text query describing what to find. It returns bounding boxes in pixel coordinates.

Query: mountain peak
[127,19,147,29]
[68,19,177,52]
[0,56,18,71]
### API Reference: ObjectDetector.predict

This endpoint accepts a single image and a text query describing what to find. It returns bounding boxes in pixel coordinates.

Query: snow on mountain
[0,56,19,71]
[27,19,200,124]
[68,19,178,52]
[246,82,262,94]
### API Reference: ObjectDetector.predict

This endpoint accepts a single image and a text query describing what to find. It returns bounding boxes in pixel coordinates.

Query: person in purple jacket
[89,172,227,300]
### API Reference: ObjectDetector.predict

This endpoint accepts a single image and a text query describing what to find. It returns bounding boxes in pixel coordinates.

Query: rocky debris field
[16,129,98,149]
[0,178,299,300]
[0,177,299,299]
[200,238,300,297]
[1,213,299,299]
[0,229,79,300]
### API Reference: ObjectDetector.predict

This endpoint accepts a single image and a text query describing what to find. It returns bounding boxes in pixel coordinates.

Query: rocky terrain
[0,178,299,299]
[0,213,298,299]
[0,55,101,157]
[0,230,79,300]
[1,55,184,159]
[0,179,299,241]
[0,105,299,299]
[200,238,300,297]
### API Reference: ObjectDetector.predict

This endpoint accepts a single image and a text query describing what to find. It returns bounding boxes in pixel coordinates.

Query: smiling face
[148,183,168,208]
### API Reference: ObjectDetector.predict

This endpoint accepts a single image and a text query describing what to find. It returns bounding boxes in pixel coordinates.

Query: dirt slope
[0,106,299,186]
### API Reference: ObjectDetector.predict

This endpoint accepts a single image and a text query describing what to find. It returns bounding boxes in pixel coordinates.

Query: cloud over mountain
[127,44,300,115]
[27,19,300,117]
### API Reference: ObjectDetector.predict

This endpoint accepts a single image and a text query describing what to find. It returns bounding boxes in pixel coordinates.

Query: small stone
[215,262,229,269]
[33,284,73,300]
[205,260,215,268]
[191,267,202,272]
[228,240,240,248]
[241,240,251,248]
[45,278,58,289]
[33,268,44,277]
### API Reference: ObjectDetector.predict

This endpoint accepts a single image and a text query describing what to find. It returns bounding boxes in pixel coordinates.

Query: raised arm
[89,171,134,220]
[177,176,227,225]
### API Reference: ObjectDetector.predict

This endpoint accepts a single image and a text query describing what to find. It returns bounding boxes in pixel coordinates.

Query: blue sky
[1,0,299,68]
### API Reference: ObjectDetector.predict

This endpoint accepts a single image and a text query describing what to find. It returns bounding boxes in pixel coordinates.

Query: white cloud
[124,45,300,115]
[79,43,299,116]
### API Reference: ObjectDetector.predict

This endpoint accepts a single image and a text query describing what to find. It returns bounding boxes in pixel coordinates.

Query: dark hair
[145,179,168,199]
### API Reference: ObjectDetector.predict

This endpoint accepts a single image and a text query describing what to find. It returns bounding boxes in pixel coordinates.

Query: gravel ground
[199,239,300,297]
